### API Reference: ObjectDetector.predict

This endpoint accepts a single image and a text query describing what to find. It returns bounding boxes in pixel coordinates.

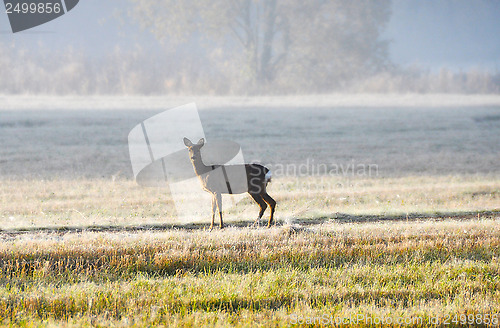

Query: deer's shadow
[1,210,497,238]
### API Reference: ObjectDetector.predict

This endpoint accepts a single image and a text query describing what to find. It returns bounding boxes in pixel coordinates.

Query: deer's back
[201,163,270,195]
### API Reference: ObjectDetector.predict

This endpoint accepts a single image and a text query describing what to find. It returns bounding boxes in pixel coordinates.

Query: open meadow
[1,96,500,326]
[0,175,499,327]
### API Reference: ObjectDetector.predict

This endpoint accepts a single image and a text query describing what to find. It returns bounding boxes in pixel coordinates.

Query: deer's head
[183,137,205,162]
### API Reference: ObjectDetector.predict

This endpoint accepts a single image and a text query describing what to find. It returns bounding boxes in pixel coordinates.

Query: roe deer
[183,137,276,229]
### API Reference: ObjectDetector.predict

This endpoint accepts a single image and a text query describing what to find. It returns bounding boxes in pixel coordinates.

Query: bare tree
[128,0,392,92]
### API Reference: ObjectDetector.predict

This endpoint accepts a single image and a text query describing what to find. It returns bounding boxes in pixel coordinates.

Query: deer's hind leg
[261,192,276,228]
[250,193,267,227]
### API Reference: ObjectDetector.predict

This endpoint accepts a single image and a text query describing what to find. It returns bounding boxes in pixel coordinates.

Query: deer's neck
[190,153,212,176]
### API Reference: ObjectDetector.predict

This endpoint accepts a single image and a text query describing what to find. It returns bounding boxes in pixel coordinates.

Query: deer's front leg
[216,193,224,229]
[210,193,216,230]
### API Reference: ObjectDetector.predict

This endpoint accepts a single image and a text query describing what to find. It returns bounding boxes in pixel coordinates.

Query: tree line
[0,0,498,95]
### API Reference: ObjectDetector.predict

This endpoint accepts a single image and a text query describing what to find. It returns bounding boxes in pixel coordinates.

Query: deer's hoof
[220,225,225,230]
[209,225,214,231]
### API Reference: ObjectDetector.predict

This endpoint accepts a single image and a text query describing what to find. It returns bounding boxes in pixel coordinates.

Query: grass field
[1,101,499,326]
[1,175,499,230]
[1,175,499,327]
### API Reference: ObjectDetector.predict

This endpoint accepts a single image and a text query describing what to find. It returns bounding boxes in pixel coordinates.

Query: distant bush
[0,43,498,95]
[351,68,500,94]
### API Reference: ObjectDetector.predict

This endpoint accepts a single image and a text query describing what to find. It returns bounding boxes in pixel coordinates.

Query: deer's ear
[183,137,193,147]
[197,138,205,146]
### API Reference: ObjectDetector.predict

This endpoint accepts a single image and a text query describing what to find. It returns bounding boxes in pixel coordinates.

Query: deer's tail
[265,170,272,184]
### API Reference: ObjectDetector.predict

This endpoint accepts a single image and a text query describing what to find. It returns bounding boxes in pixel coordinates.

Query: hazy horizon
[1,1,499,95]
[1,0,499,72]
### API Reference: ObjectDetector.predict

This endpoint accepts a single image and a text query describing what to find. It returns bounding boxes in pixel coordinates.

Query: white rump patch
[265,170,272,183]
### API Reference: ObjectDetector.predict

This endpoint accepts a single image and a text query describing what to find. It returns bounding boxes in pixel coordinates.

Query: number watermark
[5,2,61,14]
[3,0,79,33]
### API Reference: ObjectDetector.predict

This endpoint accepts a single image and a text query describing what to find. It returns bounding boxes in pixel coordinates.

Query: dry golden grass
[0,175,499,327]
[1,175,498,230]
[0,219,500,327]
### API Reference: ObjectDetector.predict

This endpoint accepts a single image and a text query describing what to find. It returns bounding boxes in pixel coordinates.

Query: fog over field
[1,96,499,179]
[1,1,499,94]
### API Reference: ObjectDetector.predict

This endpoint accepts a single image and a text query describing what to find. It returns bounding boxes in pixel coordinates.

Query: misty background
[0,0,499,95]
